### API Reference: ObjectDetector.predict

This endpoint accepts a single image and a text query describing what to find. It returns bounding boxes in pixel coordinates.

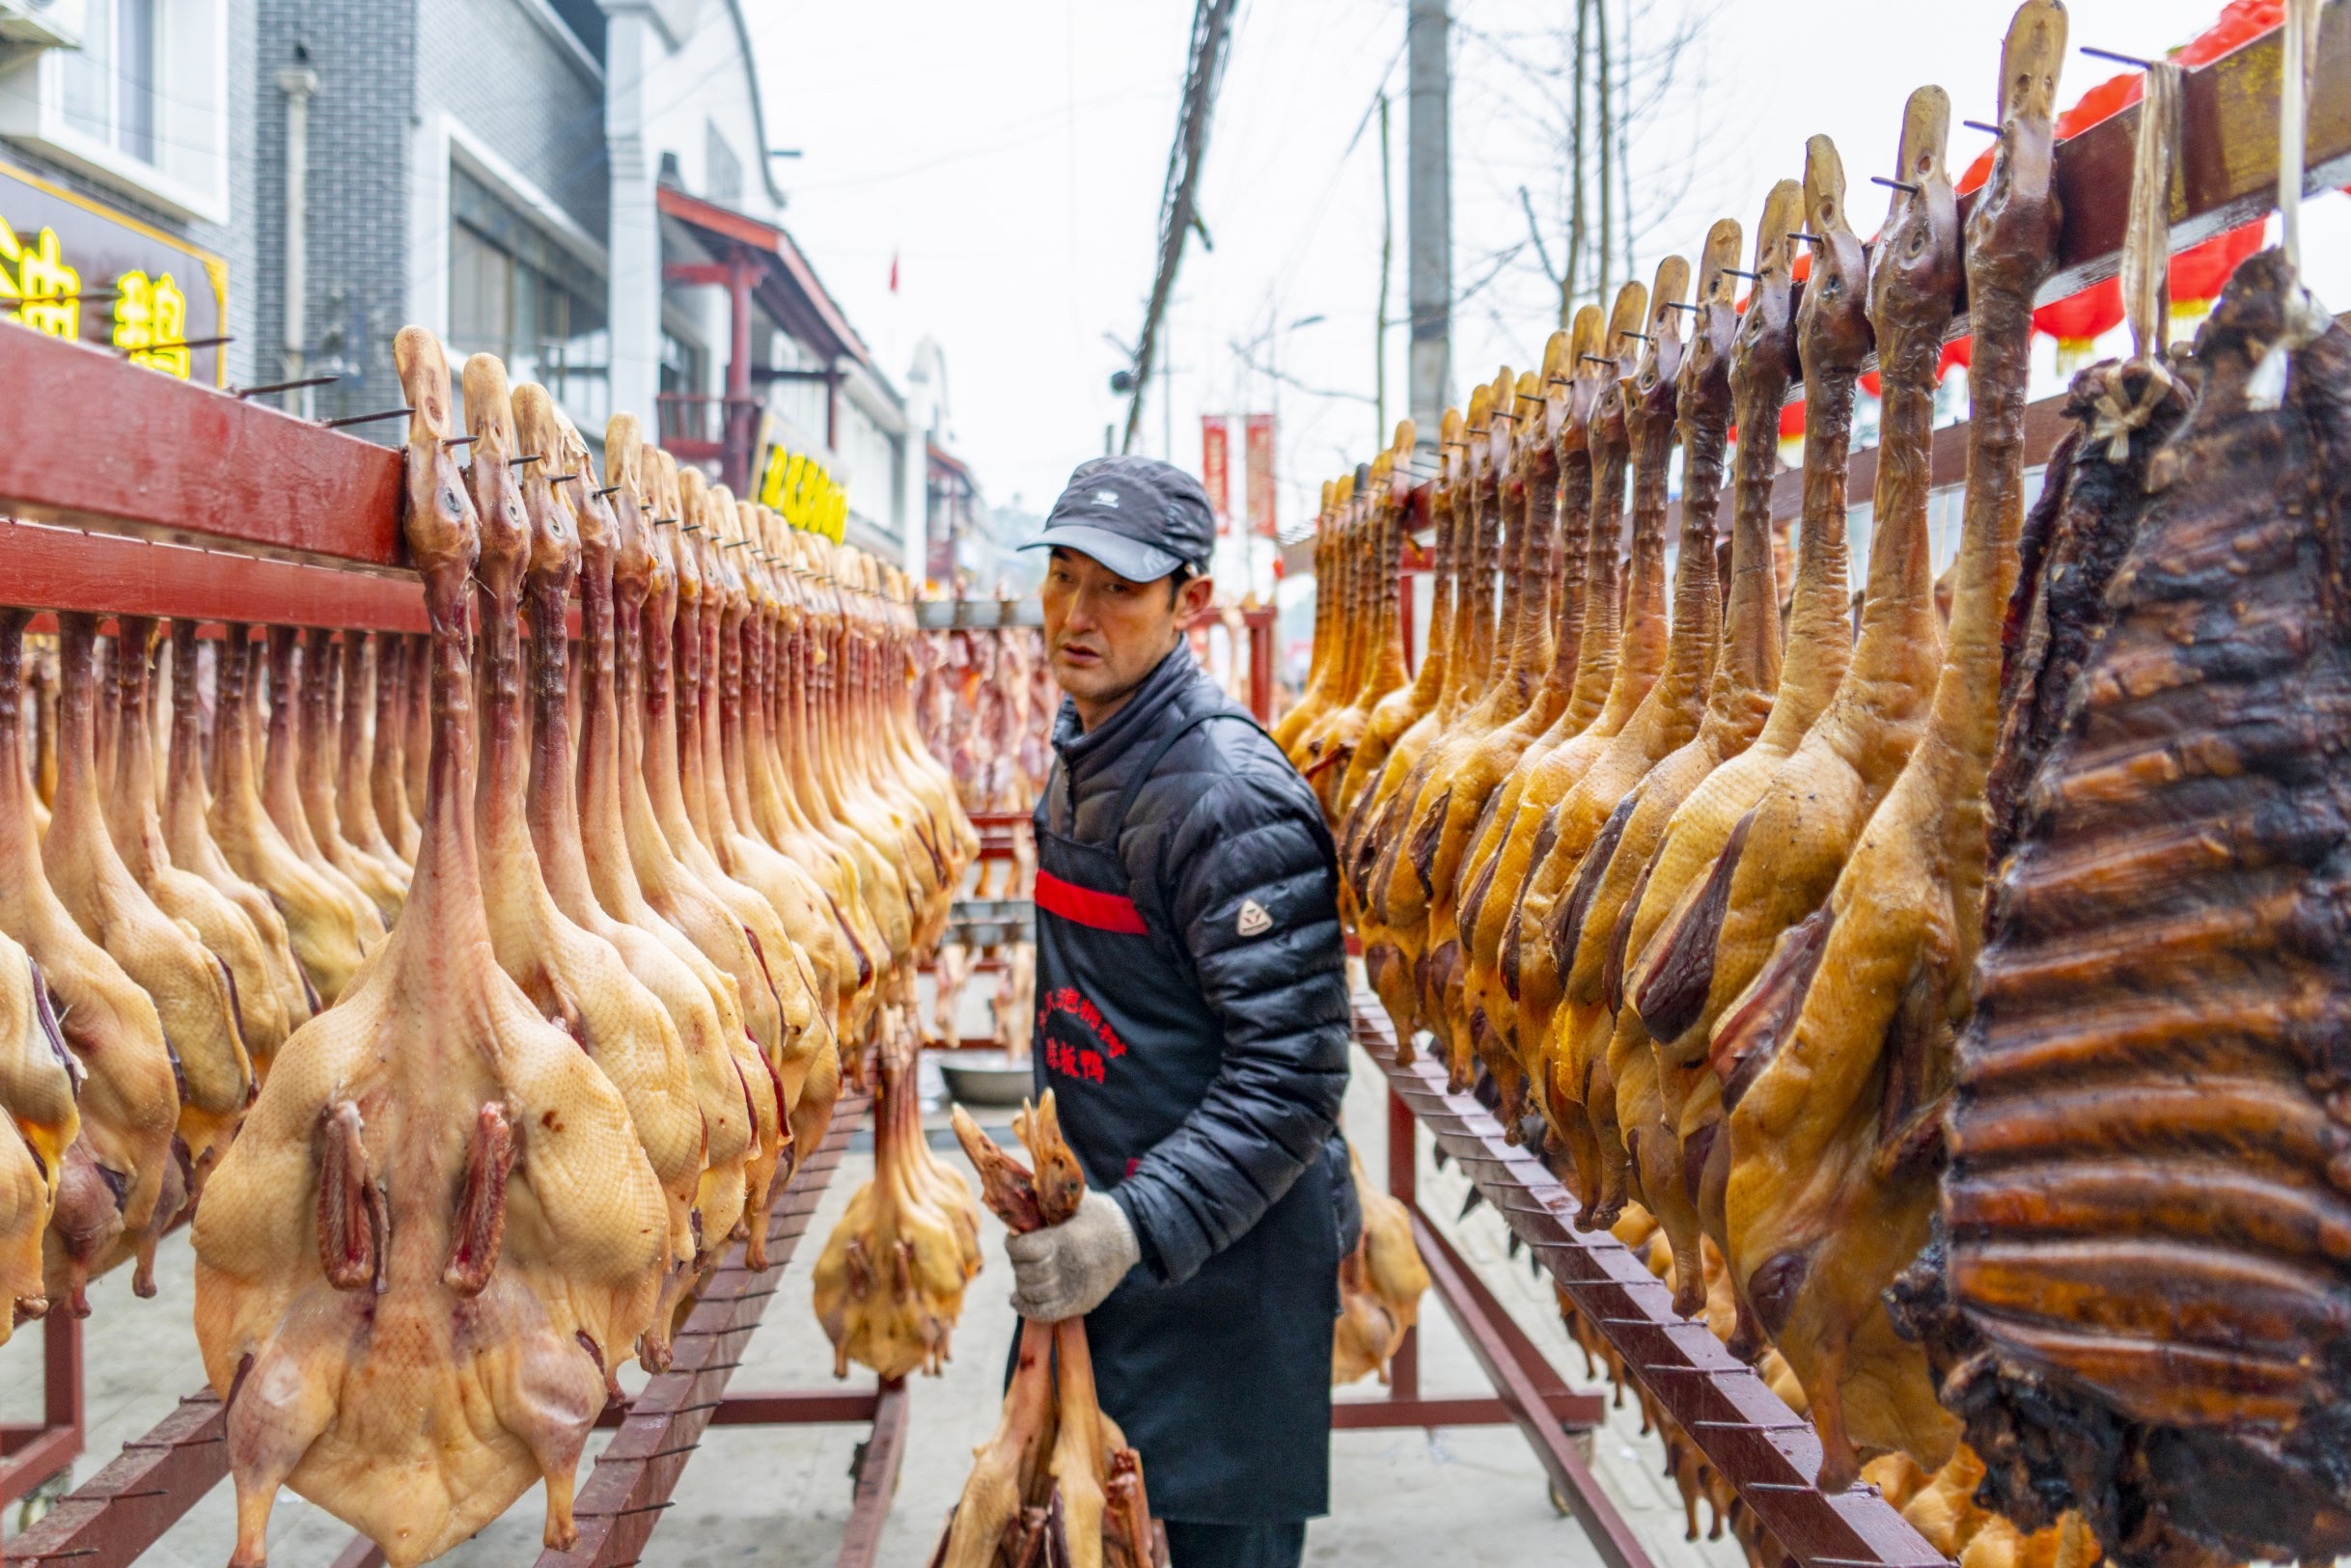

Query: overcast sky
[753,0,2351,539]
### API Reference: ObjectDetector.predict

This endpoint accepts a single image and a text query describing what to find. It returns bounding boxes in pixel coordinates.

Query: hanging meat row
[1284,3,2351,1563]
[920,622,1056,816]
[0,327,975,1566]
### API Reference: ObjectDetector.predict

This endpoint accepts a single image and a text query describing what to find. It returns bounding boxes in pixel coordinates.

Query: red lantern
[1861,338,1969,399]
[2178,0,2282,64]
[2170,221,2265,304]
[2035,276,2127,360]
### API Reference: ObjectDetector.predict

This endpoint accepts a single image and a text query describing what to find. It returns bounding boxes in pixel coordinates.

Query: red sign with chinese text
[1244,413,1276,538]
[1201,416,1231,534]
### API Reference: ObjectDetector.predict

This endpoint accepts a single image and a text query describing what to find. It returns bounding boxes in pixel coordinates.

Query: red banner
[1201,416,1231,532]
[1244,413,1276,538]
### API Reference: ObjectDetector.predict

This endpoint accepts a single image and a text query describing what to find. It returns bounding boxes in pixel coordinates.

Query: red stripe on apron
[1035,868,1149,935]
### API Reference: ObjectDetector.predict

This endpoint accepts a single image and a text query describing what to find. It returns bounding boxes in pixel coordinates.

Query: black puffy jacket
[1036,645,1360,1286]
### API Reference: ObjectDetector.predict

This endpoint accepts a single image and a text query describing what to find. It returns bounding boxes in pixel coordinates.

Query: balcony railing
[655,393,729,449]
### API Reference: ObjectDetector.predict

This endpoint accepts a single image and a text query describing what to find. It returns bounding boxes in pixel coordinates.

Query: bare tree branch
[1518,186,1562,286]
[1454,0,1726,335]
[1228,340,1380,406]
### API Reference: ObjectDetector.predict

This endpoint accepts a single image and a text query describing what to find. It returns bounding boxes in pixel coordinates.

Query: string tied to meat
[2244,283,2334,413]
[2248,0,2333,413]
[2088,357,2176,463]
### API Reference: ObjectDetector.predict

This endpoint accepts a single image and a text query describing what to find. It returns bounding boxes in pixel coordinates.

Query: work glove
[1006,1190,1141,1322]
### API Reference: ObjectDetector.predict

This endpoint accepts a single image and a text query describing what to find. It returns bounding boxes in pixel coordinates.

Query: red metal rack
[1353,997,1947,1568]
[1334,1094,1647,1568]
[0,1315,83,1517]
[1179,603,1276,724]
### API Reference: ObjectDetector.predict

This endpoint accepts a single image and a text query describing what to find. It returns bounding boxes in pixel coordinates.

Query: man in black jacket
[1009,455,1357,1568]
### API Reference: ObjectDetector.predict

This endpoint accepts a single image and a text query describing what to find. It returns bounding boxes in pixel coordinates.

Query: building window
[63,0,159,163]
[448,166,610,433]
[0,0,229,222]
[546,0,605,62]
[660,328,706,397]
[659,327,713,445]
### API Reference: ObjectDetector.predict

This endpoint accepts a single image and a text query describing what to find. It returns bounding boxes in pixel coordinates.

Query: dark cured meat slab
[1984,349,2197,867]
[1903,251,2351,1568]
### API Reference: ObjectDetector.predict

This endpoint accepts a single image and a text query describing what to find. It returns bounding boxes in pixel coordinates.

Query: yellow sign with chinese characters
[0,158,227,384]
[0,216,80,339]
[757,438,847,543]
[111,269,191,376]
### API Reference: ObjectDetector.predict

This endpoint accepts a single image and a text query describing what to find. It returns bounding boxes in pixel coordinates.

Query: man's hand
[1006,1191,1140,1321]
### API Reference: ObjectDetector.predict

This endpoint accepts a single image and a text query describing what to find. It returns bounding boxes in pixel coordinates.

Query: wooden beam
[832,1379,910,1568]
[2005,4,2351,312]
[0,326,404,566]
[0,518,430,630]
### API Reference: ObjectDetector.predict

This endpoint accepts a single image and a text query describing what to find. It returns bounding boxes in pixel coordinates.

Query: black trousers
[1160,1519,1308,1568]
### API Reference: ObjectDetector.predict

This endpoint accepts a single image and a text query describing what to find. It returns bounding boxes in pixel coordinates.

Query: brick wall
[250,0,417,440]
[417,0,606,240]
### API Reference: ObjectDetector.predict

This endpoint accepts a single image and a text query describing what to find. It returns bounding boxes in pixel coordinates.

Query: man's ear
[1176,573,1217,620]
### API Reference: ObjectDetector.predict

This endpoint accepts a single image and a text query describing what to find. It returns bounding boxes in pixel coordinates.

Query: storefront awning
[655,183,872,372]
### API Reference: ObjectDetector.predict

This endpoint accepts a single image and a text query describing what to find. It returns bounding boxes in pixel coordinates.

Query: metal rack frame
[1354,999,1946,1568]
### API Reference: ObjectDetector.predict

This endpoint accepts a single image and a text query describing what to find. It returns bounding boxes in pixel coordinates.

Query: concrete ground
[0,1045,1748,1568]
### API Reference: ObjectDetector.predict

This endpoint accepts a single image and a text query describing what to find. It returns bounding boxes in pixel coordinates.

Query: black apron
[1030,710,1340,1524]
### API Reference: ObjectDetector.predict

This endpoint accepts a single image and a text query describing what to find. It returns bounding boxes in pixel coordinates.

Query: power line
[1120,0,1239,454]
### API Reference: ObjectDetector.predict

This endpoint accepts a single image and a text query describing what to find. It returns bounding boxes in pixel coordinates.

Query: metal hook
[319,407,414,429]
[235,373,340,399]
[124,335,232,355]
[1870,176,1922,195]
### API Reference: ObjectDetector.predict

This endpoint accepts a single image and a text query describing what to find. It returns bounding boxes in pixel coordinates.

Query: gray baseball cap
[1023,455,1217,584]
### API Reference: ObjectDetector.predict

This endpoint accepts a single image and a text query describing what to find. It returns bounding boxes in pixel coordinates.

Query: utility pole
[1406,0,1450,454]
[1376,92,1392,451]
[1565,0,1589,314]
[1595,0,1614,307]
[1121,0,1239,454]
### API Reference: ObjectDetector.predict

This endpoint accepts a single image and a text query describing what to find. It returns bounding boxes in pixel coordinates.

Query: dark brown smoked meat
[1907,251,2351,1568]
[1983,350,2197,864]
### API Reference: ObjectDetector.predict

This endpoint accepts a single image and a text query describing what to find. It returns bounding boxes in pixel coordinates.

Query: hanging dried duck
[813,1034,982,1380]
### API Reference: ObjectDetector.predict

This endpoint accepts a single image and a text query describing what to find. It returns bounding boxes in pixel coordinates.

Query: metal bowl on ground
[938,1048,1036,1107]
